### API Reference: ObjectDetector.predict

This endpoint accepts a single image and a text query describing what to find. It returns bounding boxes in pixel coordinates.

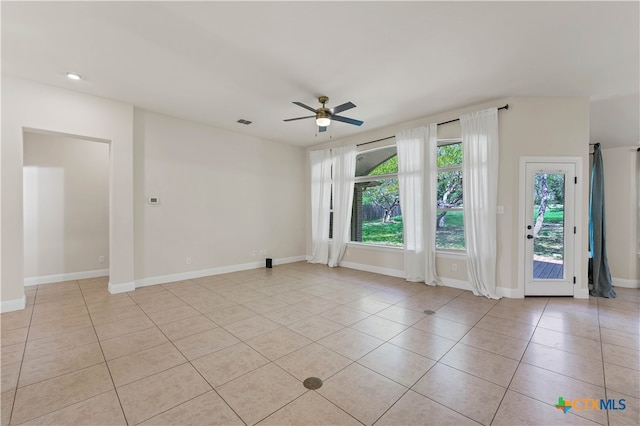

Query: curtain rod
[357,104,509,147]
[594,145,640,152]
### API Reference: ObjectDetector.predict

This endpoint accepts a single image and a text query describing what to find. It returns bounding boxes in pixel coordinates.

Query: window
[436,141,465,250]
[351,147,402,246]
[347,142,464,249]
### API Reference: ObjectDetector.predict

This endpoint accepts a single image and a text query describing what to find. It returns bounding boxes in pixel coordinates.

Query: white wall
[306,97,590,297]
[1,76,134,311]
[133,110,306,284]
[2,77,308,312]
[23,132,110,281]
[602,146,640,286]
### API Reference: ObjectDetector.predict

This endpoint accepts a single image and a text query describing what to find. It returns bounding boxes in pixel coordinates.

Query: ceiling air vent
[236,119,252,125]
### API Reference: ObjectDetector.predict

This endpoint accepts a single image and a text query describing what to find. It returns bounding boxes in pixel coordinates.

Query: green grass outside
[361,211,465,249]
[533,205,565,259]
[360,206,564,256]
[361,216,404,246]
[435,211,464,250]
[534,205,564,224]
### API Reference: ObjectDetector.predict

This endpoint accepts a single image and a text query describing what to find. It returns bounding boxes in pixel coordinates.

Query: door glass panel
[532,173,565,280]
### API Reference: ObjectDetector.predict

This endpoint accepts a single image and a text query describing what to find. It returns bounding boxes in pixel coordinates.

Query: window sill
[345,243,466,258]
[347,242,403,253]
[436,250,466,259]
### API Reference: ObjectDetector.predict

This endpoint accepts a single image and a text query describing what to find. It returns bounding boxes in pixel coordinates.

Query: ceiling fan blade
[283,115,315,122]
[330,102,356,114]
[293,102,318,113]
[318,126,327,133]
[331,115,364,126]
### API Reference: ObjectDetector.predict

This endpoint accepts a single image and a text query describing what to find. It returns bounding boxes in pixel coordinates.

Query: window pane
[437,170,463,209]
[351,178,403,246]
[436,210,465,249]
[437,143,462,167]
[368,156,397,176]
[437,141,464,250]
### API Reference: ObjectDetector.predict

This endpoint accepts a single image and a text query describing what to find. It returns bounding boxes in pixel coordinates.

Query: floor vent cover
[303,377,323,390]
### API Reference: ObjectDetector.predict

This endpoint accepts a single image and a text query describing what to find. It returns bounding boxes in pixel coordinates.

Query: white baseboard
[339,261,405,279]
[25,269,109,287]
[274,255,307,266]
[135,255,307,288]
[613,277,640,289]
[108,281,135,294]
[1,295,26,313]
[496,286,524,298]
[440,277,473,292]
[338,262,478,295]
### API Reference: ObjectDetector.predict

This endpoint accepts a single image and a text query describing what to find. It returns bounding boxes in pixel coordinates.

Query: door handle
[527,234,534,239]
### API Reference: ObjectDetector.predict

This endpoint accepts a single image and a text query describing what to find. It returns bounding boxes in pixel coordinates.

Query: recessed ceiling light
[66,72,82,81]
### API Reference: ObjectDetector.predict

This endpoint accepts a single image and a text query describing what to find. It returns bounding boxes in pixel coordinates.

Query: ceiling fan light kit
[315,110,331,127]
[285,96,363,133]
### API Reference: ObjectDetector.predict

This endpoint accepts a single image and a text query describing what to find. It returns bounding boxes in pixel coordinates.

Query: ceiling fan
[284,96,363,132]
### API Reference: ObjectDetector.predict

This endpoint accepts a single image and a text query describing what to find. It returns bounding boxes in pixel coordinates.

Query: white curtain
[396,123,440,284]
[308,149,332,264]
[328,145,356,267]
[460,108,500,299]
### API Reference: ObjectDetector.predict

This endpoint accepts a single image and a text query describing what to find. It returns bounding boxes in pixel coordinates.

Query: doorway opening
[22,130,110,286]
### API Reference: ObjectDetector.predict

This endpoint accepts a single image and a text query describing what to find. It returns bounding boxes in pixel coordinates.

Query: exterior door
[524,162,576,296]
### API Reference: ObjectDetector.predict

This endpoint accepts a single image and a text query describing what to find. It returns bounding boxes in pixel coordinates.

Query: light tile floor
[1,262,638,425]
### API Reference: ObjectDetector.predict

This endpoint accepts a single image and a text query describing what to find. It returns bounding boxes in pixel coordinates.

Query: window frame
[436,138,465,252]
[351,146,402,247]
[337,140,467,251]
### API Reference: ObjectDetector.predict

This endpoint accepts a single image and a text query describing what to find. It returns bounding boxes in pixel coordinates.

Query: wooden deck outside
[534,260,563,279]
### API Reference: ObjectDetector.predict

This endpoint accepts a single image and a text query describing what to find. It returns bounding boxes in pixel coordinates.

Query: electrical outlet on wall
[98,256,105,263]
[186,257,191,265]
[451,263,458,272]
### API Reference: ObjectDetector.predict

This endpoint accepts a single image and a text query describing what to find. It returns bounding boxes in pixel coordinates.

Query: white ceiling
[2,1,638,148]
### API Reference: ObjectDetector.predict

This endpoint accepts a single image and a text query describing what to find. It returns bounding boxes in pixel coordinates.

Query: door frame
[523,162,575,296]
[517,156,585,298]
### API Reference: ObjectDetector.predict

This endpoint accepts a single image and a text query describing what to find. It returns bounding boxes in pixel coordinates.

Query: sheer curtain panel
[328,145,356,267]
[308,149,332,264]
[396,123,440,284]
[461,108,500,299]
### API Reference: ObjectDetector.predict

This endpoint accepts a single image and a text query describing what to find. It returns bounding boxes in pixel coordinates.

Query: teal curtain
[589,143,616,298]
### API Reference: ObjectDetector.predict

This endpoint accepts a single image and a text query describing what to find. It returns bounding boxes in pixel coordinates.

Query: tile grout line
[406,291,502,425]
[5,269,636,425]
[142,283,255,425]
[8,281,105,425]
[111,290,217,425]
[172,277,379,425]
[7,284,39,426]
[80,280,132,426]
[487,296,550,425]
[596,296,611,426]
[367,290,494,425]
